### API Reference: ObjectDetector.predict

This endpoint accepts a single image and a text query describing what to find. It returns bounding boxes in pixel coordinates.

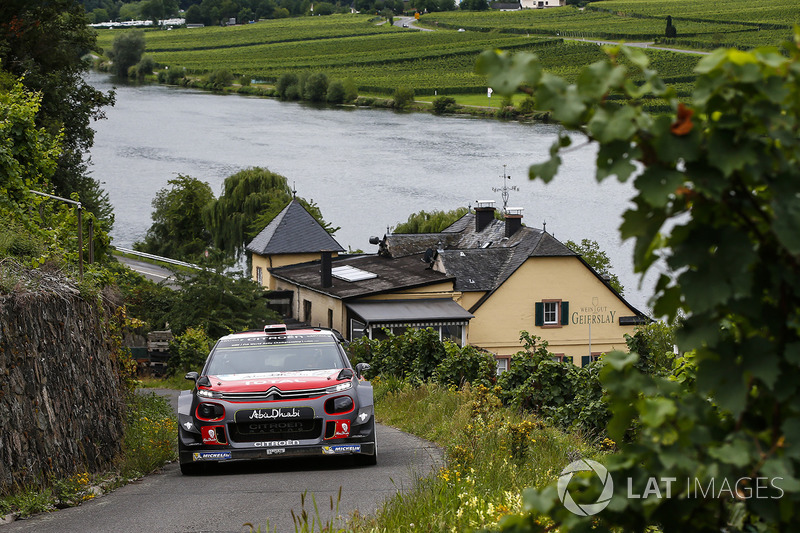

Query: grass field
[92,2,795,104]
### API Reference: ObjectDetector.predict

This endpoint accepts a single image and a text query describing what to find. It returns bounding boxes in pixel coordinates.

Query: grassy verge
[347,380,610,532]
[0,392,176,520]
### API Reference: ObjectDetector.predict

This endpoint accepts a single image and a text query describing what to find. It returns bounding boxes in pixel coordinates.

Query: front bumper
[178,397,376,465]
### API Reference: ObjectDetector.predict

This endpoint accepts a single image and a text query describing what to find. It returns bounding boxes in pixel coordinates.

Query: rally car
[177,324,376,475]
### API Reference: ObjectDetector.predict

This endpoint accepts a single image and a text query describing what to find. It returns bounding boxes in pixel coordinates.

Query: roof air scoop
[264,324,287,335]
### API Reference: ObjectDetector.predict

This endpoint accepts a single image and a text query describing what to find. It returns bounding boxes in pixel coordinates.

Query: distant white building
[520,0,565,8]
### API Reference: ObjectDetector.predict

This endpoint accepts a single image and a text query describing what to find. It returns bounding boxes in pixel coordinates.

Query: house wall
[467,256,638,366]
[252,253,332,290]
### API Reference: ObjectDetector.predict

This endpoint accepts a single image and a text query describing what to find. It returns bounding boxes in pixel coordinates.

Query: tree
[203,167,337,260]
[303,72,328,102]
[169,262,278,340]
[0,73,62,219]
[478,29,800,532]
[326,79,346,104]
[134,175,214,262]
[394,207,469,233]
[564,238,624,295]
[665,14,677,38]
[0,0,116,227]
[141,0,178,26]
[110,30,145,78]
[392,86,415,109]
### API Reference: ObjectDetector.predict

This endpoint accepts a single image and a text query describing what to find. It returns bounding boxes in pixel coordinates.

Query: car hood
[205,369,348,392]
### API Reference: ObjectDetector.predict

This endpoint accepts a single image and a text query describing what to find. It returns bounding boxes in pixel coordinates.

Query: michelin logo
[193,451,232,461]
[322,445,362,455]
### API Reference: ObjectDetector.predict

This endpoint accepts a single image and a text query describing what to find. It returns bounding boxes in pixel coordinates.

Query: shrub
[433,342,497,387]
[432,95,458,115]
[326,79,346,104]
[137,55,155,75]
[166,327,213,376]
[304,72,328,102]
[205,69,234,90]
[276,73,299,99]
[392,86,415,109]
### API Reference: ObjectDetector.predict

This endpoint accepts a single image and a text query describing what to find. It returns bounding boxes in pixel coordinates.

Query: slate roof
[269,253,454,300]
[246,199,345,255]
[381,213,577,293]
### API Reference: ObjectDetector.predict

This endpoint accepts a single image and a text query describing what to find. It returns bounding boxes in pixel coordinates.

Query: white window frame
[543,301,559,325]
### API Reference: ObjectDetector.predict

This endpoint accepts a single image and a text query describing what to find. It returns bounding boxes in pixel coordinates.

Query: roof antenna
[491,164,518,214]
[292,181,297,199]
[543,220,547,233]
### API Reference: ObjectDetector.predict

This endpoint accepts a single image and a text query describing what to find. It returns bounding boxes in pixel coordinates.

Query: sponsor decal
[263,448,286,456]
[322,444,361,455]
[326,420,350,439]
[201,425,227,445]
[247,421,305,434]
[254,440,300,447]
[357,412,370,423]
[193,451,232,462]
[235,407,313,423]
[183,421,194,430]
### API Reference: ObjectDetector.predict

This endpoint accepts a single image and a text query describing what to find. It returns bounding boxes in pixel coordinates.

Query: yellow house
[248,200,648,369]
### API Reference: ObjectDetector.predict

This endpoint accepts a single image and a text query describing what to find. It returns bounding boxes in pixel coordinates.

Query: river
[87,72,654,313]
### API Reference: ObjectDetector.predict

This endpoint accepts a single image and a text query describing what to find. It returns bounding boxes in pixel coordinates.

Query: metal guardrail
[114,247,201,270]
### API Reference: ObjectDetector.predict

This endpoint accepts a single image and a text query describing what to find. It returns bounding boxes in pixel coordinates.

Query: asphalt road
[4,391,442,533]
[115,254,177,285]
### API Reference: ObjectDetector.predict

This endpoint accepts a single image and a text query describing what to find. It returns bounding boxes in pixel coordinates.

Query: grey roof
[346,298,473,324]
[246,199,344,255]
[383,214,577,293]
[270,253,454,300]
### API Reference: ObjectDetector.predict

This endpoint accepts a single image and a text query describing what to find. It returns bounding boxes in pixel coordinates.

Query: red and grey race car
[178,324,376,475]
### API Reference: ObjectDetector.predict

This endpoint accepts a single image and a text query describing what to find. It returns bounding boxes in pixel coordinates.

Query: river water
[87,72,654,313]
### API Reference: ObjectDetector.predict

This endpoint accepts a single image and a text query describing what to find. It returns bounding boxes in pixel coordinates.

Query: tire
[178,432,206,475]
[355,420,378,466]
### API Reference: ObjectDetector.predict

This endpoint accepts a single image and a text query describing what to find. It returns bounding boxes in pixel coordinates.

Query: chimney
[505,207,524,237]
[320,251,333,288]
[475,200,496,232]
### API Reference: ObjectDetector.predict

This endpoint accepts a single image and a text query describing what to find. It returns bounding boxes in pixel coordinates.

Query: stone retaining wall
[0,281,127,492]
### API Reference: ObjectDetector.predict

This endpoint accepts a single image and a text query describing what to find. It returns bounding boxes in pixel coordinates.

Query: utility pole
[29,190,88,280]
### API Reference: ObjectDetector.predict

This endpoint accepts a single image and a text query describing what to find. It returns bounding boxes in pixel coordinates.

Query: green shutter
[560,301,569,325]
[535,302,543,326]
[581,355,591,367]
[564,355,573,364]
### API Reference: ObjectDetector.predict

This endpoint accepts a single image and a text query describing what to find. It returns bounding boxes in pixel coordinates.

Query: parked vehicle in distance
[402,23,409,27]
[177,324,376,475]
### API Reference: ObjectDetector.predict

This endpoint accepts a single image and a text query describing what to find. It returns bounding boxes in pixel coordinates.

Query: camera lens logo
[557,459,614,516]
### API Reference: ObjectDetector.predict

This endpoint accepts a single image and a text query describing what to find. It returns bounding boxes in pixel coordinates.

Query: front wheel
[355,421,377,466]
[178,432,206,475]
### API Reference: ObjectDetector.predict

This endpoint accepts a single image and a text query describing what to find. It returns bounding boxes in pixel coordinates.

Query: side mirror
[337,368,355,381]
[185,371,199,382]
[355,362,371,379]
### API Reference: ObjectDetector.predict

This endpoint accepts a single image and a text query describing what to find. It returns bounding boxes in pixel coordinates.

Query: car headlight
[197,388,222,399]
[326,381,352,394]
[325,395,354,415]
[196,402,225,421]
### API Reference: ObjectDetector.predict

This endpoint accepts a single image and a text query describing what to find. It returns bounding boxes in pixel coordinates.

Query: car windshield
[205,335,345,376]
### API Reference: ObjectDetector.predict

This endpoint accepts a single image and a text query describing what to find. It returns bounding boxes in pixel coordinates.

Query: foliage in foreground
[349,382,606,532]
[476,28,800,533]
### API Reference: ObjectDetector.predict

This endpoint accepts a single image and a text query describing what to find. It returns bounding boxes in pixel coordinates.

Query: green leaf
[771,190,800,256]
[476,50,541,97]
[588,105,638,144]
[708,441,751,467]
[782,417,800,460]
[637,397,677,427]
[635,167,686,208]
[694,48,728,74]
[596,140,639,183]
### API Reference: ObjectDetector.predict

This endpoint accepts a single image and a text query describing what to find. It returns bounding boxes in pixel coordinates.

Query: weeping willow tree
[393,207,470,234]
[203,167,337,260]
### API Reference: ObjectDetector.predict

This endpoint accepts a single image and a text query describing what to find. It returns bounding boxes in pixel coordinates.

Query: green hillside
[92,2,795,99]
